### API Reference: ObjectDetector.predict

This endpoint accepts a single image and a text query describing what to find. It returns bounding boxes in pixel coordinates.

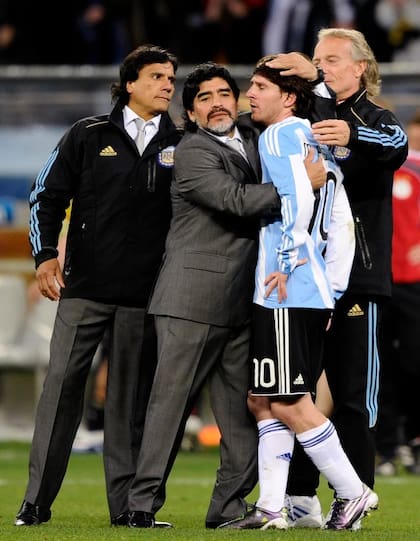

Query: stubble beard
[204,118,236,136]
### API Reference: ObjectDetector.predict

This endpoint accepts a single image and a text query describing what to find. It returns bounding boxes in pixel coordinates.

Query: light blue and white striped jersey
[254,116,354,310]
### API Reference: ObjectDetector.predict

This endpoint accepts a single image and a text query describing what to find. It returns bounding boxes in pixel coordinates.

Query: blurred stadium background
[0,61,419,442]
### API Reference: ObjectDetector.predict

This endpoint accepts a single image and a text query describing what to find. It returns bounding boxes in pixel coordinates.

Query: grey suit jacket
[148,125,280,327]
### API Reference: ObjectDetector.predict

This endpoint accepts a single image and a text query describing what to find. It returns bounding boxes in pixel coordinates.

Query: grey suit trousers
[24,298,157,519]
[128,315,258,525]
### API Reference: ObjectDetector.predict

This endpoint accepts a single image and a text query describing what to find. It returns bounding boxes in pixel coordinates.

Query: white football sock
[297,420,363,500]
[256,419,295,512]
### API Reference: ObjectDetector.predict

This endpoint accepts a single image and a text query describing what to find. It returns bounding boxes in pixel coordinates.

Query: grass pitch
[0,441,419,540]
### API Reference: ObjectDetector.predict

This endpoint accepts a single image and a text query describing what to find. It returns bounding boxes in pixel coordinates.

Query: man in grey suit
[126,62,325,529]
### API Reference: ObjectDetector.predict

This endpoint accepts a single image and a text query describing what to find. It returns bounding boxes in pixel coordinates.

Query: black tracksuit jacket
[29,101,182,307]
[333,88,408,298]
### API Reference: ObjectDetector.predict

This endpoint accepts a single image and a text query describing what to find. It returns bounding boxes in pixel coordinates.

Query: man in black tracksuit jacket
[15,45,182,528]
[281,29,408,529]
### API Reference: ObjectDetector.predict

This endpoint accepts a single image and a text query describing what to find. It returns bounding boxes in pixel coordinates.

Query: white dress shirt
[123,106,161,150]
[209,126,248,161]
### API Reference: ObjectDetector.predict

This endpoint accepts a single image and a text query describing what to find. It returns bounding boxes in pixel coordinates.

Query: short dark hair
[182,62,240,132]
[111,44,178,105]
[252,55,315,119]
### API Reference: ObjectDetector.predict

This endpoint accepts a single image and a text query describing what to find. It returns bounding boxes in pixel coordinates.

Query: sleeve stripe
[29,148,59,204]
[357,125,407,148]
[29,148,59,254]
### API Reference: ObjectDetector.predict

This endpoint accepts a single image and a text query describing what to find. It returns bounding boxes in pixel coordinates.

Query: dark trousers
[23,298,157,519]
[376,283,420,457]
[128,315,258,525]
[287,295,382,495]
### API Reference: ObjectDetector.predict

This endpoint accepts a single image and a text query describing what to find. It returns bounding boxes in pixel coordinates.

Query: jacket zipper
[147,156,157,192]
[354,215,372,270]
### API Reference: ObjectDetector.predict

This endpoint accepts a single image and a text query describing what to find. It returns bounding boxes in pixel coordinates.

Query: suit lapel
[197,128,260,184]
[241,134,261,180]
[223,141,259,184]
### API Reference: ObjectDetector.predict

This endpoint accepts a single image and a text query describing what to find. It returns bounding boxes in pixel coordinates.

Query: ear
[355,60,367,78]
[285,92,297,108]
[126,81,134,95]
[187,110,196,123]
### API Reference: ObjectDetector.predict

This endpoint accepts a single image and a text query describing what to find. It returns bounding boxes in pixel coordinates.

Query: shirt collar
[204,126,243,144]
[123,105,162,131]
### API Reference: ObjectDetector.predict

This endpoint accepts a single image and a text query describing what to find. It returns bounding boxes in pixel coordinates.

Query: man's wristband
[310,67,324,85]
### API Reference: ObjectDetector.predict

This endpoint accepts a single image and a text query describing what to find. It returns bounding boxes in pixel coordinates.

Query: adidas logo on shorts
[293,373,304,385]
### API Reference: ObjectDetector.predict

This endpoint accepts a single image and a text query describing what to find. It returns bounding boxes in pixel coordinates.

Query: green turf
[1,441,419,540]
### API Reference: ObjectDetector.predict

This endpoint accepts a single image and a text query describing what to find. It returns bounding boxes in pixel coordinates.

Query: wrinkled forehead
[314,36,353,60]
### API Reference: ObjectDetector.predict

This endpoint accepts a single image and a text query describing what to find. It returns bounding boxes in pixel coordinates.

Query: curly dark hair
[110,44,178,105]
[252,55,315,119]
[182,62,240,132]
